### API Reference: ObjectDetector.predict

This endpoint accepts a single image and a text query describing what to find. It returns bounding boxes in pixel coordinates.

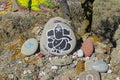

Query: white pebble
[107,69,112,73]
[24,57,29,61]
[27,70,32,74]
[72,52,77,59]
[18,61,22,64]
[51,66,58,70]
[49,57,52,60]
[23,70,27,74]
[116,77,120,80]
[77,78,80,80]
[8,74,14,79]
[76,49,83,57]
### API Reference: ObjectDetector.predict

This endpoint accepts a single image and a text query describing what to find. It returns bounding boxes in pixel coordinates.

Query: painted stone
[78,70,100,80]
[40,17,76,55]
[81,38,94,57]
[92,60,109,73]
[21,38,38,56]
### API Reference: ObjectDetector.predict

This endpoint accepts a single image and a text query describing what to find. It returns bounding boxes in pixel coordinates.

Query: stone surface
[92,60,109,73]
[21,38,38,56]
[110,25,120,75]
[40,17,76,55]
[78,70,100,80]
[92,0,120,47]
[81,38,94,57]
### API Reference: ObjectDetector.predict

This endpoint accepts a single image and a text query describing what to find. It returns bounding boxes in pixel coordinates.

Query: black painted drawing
[47,24,72,53]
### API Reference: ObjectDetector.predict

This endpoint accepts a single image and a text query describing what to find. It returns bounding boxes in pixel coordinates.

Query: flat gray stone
[21,38,38,56]
[79,70,100,80]
[40,17,76,55]
[92,60,109,73]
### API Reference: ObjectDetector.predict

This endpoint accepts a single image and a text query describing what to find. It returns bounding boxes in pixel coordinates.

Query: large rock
[92,0,120,47]
[40,17,76,55]
[111,25,120,75]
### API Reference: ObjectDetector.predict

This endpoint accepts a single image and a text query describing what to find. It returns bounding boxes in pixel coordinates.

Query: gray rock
[21,38,38,56]
[78,70,100,80]
[40,17,76,55]
[92,60,109,73]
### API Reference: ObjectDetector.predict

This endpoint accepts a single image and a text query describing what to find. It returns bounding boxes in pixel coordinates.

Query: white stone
[116,77,120,80]
[40,17,76,55]
[51,66,58,70]
[23,70,27,75]
[107,69,112,73]
[92,60,109,73]
[21,38,38,56]
[8,74,14,79]
[77,49,84,57]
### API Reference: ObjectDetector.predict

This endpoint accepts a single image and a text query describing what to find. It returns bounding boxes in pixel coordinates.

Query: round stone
[76,49,84,57]
[21,38,38,56]
[40,17,76,55]
[81,38,94,57]
[92,60,109,73]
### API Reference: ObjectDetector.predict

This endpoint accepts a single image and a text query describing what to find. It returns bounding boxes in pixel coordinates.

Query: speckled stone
[21,38,38,56]
[78,70,100,80]
[40,17,76,55]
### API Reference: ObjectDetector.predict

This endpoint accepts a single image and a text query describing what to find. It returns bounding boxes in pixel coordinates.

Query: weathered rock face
[0,12,36,43]
[40,17,76,55]
[110,25,120,75]
[67,0,94,38]
[92,0,120,47]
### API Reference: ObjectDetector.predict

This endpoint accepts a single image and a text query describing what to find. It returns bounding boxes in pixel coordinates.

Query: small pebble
[116,77,120,80]
[36,52,44,57]
[8,74,14,79]
[23,70,27,75]
[107,69,112,73]
[76,49,84,57]
[51,65,58,70]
